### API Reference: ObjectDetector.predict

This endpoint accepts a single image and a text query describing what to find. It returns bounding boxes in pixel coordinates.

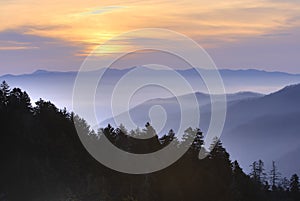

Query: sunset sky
[1,0,300,75]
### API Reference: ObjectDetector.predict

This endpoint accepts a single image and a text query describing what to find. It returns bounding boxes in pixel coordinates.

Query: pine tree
[279,177,290,192]
[143,122,157,138]
[290,174,299,193]
[269,161,281,191]
[191,128,203,151]
[250,160,266,184]
[0,81,10,105]
[257,160,266,183]
[250,161,258,182]
[0,90,4,110]
[231,160,248,200]
[160,129,175,146]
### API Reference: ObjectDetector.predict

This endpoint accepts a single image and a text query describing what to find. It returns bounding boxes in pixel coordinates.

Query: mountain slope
[2,67,300,120]
[102,83,300,176]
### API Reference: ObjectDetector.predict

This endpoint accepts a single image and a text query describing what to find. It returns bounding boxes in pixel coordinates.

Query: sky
[1,0,300,75]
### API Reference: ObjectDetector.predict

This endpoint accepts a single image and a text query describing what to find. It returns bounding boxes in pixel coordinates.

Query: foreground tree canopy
[0,81,299,201]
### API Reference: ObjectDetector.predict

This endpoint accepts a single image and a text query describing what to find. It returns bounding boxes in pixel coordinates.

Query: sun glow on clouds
[0,40,39,50]
[1,0,300,57]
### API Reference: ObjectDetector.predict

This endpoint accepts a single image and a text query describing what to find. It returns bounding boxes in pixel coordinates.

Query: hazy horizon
[1,66,300,77]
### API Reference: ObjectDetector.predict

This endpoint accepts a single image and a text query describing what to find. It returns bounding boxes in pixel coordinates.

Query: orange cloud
[1,0,300,55]
[0,40,39,50]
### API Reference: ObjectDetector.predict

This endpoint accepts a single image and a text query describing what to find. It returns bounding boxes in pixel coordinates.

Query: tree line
[0,81,299,201]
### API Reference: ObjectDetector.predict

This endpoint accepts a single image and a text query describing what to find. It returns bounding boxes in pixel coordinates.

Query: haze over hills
[1,67,300,120]
[102,83,300,176]
[221,84,300,176]
[1,67,300,176]
[100,91,264,133]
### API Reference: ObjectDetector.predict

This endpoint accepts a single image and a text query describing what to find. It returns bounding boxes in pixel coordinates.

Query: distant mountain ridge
[2,67,300,77]
[101,83,300,176]
[1,66,300,128]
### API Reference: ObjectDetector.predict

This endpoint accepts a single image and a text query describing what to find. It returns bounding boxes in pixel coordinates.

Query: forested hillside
[0,81,299,201]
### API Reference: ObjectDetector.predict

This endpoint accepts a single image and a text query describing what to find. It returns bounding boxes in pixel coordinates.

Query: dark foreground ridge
[0,81,299,201]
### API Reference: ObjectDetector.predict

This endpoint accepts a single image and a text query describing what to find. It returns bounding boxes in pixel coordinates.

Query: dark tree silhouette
[250,159,266,185]
[0,81,299,201]
[290,174,300,200]
[290,174,299,193]
[269,161,281,191]
[0,81,10,106]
